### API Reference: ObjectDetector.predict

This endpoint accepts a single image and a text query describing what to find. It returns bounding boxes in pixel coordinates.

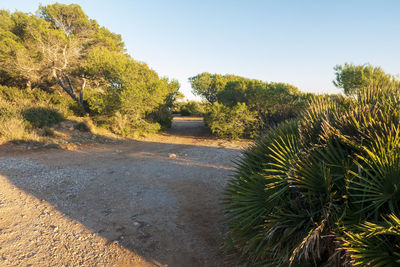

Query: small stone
[133,222,140,227]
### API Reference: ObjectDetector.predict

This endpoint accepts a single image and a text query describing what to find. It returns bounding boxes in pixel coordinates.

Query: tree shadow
[0,140,241,266]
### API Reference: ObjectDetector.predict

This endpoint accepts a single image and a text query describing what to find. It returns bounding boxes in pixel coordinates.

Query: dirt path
[0,117,249,266]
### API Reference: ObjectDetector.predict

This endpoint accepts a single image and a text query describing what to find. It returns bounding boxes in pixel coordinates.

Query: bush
[22,107,64,128]
[147,104,174,130]
[179,101,205,116]
[0,86,72,143]
[110,112,161,137]
[223,85,400,265]
[204,102,258,138]
[190,73,311,138]
[0,116,35,141]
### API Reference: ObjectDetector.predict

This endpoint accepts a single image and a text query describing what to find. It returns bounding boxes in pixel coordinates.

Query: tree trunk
[53,70,86,114]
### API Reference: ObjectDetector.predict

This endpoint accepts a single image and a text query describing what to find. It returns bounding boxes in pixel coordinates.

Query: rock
[168,153,177,158]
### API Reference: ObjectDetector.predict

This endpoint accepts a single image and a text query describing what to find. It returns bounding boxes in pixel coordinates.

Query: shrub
[22,107,64,128]
[190,73,311,138]
[111,112,160,137]
[223,85,400,266]
[147,104,174,130]
[179,101,204,116]
[204,102,258,138]
[0,116,36,142]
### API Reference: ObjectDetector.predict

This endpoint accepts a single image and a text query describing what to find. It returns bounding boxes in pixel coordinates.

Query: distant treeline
[189,73,313,138]
[189,63,400,138]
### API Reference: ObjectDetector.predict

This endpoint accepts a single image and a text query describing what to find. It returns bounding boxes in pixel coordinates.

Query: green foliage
[224,82,400,265]
[84,47,178,116]
[179,100,205,116]
[204,102,258,139]
[22,107,63,128]
[84,48,180,134]
[110,112,161,137]
[190,72,311,138]
[333,63,400,96]
[217,79,309,127]
[0,85,73,142]
[0,85,76,117]
[0,4,180,137]
[189,72,242,103]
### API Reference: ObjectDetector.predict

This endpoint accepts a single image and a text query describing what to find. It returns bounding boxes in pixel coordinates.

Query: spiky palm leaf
[341,214,400,266]
[223,120,300,264]
[224,85,400,266]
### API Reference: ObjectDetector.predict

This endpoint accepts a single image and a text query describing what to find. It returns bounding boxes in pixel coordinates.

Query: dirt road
[0,117,249,266]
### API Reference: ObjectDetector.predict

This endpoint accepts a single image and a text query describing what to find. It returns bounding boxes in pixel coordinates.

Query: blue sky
[1,1,400,99]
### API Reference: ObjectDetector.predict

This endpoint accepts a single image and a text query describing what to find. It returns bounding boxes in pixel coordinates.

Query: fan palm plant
[223,85,400,266]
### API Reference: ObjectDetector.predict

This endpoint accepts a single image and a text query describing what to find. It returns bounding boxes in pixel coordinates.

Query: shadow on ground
[0,133,242,266]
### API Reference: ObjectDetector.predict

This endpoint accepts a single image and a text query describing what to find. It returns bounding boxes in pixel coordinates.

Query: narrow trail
[0,117,249,266]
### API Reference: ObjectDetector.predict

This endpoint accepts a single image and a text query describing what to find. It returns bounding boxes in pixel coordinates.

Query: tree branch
[53,70,78,102]
[65,75,76,95]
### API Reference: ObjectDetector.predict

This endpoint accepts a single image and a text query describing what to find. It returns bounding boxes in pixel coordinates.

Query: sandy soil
[0,117,250,266]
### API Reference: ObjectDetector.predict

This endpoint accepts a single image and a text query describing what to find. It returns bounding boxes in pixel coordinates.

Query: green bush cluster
[178,101,205,116]
[0,85,74,141]
[204,102,258,139]
[190,73,311,138]
[223,84,400,266]
[22,108,63,128]
[0,4,181,140]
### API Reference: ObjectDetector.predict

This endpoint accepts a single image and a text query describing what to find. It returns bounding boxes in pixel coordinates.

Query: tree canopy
[190,72,312,137]
[188,73,243,103]
[0,3,180,135]
[333,63,400,96]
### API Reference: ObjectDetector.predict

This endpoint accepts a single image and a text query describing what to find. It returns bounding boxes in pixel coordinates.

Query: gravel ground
[0,117,249,266]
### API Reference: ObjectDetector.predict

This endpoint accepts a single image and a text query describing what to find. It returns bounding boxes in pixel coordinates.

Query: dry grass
[0,117,38,143]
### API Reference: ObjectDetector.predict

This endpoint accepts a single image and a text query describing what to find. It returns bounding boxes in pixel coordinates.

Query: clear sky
[1,0,400,99]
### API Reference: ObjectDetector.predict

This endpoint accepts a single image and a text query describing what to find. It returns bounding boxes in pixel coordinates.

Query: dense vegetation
[189,73,312,138]
[175,100,205,116]
[223,64,400,266]
[0,3,179,142]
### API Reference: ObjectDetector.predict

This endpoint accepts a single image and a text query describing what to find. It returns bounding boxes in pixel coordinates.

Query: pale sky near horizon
[1,1,399,99]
